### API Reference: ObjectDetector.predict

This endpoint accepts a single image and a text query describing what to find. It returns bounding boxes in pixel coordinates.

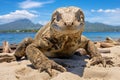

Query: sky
[0,0,120,26]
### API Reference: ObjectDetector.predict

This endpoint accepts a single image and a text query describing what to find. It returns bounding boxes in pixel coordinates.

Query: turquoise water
[0,32,35,45]
[0,32,120,45]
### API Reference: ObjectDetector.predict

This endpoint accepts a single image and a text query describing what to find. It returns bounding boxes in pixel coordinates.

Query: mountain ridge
[84,21,120,32]
[0,19,42,32]
[0,19,120,32]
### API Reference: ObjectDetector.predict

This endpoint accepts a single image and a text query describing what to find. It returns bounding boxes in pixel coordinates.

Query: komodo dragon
[0,6,112,75]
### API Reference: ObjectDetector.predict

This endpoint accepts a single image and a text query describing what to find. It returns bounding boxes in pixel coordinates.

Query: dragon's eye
[56,14,61,22]
[80,17,84,22]
[76,16,84,22]
[75,15,80,22]
[51,11,61,23]
[77,16,80,22]
[75,10,84,22]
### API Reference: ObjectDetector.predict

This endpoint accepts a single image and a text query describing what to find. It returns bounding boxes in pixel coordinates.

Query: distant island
[0,19,120,33]
[85,21,120,32]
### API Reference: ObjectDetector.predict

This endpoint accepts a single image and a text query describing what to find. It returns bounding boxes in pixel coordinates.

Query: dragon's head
[51,6,85,34]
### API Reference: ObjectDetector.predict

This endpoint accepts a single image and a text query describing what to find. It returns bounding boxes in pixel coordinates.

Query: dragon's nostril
[72,22,74,25]
[64,22,74,26]
[64,22,67,26]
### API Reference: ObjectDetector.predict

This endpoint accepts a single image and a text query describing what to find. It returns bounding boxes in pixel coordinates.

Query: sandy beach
[0,45,120,80]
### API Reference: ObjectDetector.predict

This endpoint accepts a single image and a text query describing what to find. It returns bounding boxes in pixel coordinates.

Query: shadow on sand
[52,54,89,77]
[26,53,89,77]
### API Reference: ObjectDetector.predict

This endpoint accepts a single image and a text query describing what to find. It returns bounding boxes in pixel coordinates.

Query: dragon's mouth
[51,24,84,34]
[51,26,83,35]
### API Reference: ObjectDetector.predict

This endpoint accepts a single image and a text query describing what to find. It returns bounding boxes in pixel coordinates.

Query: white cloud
[0,10,37,24]
[87,8,120,25]
[29,10,39,14]
[91,9,95,12]
[19,0,54,9]
[91,8,120,13]
[97,9,103,12]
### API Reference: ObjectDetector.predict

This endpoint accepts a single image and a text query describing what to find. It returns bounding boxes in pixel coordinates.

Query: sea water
[0,32,120,46]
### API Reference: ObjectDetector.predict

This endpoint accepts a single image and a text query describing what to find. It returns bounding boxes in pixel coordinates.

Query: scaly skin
[0,6,110,75]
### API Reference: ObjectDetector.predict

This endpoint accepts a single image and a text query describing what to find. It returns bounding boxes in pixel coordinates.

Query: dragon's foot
[37,60,67,76]
[87,56,114,67]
